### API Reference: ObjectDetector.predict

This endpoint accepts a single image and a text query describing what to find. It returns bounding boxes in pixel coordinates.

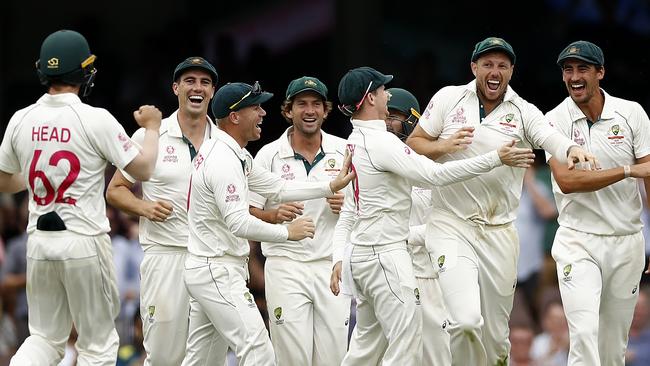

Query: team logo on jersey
[499,113,517,133]
[226,184,240,202]
[414,288,421,305]
[47,57,59,69]
[563,264,572,282]
[274,307,285,325]
[633,285,638,294]
[327,158,336,168]
[451,107,467,124]
[607,124,625,145]
[244,292,256,308]
[404,146,411,155]
[437,255,446,269]
[147,305,156,324]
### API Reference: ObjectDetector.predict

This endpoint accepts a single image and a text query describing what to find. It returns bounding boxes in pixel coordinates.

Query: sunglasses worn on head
[229,81,262,110]
[355,81,373,110]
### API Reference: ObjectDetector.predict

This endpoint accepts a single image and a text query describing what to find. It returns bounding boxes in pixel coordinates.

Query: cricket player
[0,29,161,365]
[386,87,451,365]
[181,81,355,366]
[547,40,650,366]
[405,36,598,366]
[330,66,536,366]
[106,56,218,365]
[249,76,351,366]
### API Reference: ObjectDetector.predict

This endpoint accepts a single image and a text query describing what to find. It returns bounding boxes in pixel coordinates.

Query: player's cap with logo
[337,66,393,116]
[286,76,328,100]
[211,81,273,119]
[471,36,516,64]
[173,56,218,84]
[556,40,604,67]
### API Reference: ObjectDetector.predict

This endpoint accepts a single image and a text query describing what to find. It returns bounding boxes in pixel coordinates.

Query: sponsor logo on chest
[162,145,179,163]
[281,163,295,180]
[573,129,586,146]
[451,107,467,124]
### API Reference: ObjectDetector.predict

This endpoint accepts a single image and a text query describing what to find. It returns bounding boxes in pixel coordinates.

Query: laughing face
[237,104,267,143]
[286,91,327,137]
[173,69,215,119]
[471,51,514,104]
[561,59,604,106]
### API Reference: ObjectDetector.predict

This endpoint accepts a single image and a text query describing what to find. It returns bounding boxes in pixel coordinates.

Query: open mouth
[487,80,500,91]
[188,95,204,105]
[570,82,586,92]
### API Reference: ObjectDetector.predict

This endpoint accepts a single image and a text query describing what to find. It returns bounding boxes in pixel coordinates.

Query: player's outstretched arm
[0,171,25,193]
[406,124,474,161]
[329,150,356,193]
[106,169,173,221]
[123,105,162,181]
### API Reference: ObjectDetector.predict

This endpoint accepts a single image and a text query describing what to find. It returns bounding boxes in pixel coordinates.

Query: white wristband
[624,165,631,178]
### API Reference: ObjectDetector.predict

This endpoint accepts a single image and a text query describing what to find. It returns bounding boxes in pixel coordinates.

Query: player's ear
[172,82,180,96]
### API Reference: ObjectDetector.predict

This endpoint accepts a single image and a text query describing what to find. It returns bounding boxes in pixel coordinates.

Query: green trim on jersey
[294,147,326,175]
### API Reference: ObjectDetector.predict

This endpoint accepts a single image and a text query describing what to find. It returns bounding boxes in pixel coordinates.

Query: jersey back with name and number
[0,93,139,235]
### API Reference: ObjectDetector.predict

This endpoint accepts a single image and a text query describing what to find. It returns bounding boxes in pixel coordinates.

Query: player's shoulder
[255,138,282,158]
[605,93,645,119]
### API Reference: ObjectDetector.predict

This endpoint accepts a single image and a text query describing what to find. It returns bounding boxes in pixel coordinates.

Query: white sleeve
[332,183,355,265]
[119,128,146,183]
[631,102,650,159]
[407,224,426,246]
[248,158,333,202]
[374,134,502,188]
[0,114,21,174]
[524,103,573,163]
[209,156,289,242]
[86,108,140,170]
[249,148,271,208]
[418,87,451,138]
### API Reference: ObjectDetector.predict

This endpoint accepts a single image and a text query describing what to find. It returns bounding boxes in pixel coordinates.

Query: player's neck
[290,128,322,158]
[48,84,80,95]
[178,112,208,149]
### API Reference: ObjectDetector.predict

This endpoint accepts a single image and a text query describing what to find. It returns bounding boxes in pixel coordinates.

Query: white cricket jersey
[0,93,139,235]
[249,127,347,261]
[418,80,575,225]
[187,128,334,258]
[409,187,437,278]
[332,119,503,263]
[546,89,650,235]
[121,111,216,249]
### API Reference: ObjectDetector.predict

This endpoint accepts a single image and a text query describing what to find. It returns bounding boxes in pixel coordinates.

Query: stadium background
[2,0,650,155]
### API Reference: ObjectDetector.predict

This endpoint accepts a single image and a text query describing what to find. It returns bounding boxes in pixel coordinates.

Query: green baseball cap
[173,56,218,84]
[286,76,328,100]
[211,81,273,119]
[557,40,604,67]
[471,37,516,64]
[338,66,393,109]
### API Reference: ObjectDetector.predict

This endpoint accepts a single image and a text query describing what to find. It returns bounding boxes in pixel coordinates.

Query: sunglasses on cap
[229,81,262,110]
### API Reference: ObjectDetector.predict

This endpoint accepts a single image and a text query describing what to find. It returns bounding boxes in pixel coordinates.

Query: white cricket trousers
[342,242,422,366]
[140,245,190,366]
[11,231,120,366]
[552,226,645,366]
[265,257,350,366]
[427,210,518,366]
[181,254,274,366]
[418,276,452,366]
